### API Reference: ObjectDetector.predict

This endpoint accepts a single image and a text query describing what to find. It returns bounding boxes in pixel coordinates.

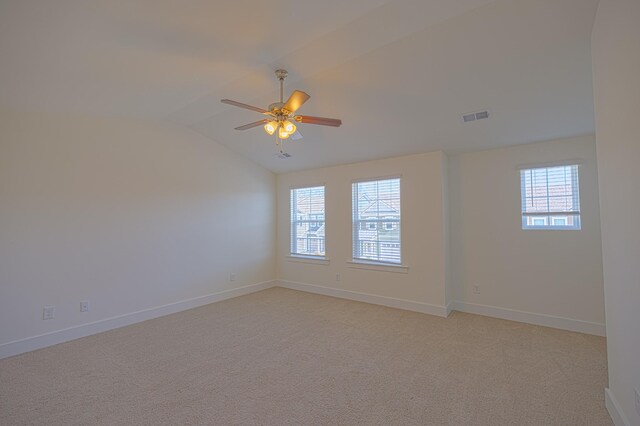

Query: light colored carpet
[0,287,611,425]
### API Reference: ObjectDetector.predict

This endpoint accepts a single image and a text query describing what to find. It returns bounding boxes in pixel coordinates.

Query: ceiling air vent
[462,110,490,123]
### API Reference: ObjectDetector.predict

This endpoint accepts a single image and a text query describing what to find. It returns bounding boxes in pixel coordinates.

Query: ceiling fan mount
[274,68,288,80]
[221,69,342,142]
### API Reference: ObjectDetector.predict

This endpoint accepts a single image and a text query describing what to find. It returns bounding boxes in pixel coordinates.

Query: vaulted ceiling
[0,0,599,172]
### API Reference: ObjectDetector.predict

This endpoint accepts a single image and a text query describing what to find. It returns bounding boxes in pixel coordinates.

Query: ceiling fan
[221,69,342,141]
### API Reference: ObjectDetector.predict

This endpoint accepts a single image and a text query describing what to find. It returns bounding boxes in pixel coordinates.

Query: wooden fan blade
[282,90,310,114]
[296,115,342,127]
[221,99,268,114]
[234,119,268,130]
[290,130,303,141]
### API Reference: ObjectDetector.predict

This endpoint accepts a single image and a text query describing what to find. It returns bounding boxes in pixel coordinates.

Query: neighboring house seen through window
[520,165,581,230]
[290,186,325,257]
[352,178,401,264]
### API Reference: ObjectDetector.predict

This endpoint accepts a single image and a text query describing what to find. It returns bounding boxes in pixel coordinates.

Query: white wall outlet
[229,273,236,282]
[634,387,640,416]
[43,306,55,320]
[80,300,90,312]
[473,285,481,294]
[336,273,341,282]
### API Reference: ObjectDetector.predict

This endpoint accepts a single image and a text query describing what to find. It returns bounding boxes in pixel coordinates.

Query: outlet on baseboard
[229,273,236,282]
[80,300,90,312]
[335,273,341,282]
[634,387,640,416]
[43,306,55,320]
[473,285,481,294]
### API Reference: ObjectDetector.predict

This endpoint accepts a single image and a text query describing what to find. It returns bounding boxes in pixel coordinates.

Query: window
[520,165,581,230]
[290,186,325,257]
[552,217,567,226]
[352,178,401,264]
[533,218,547,226]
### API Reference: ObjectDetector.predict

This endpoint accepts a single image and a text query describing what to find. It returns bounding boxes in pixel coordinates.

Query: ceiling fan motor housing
[268,102,285,113]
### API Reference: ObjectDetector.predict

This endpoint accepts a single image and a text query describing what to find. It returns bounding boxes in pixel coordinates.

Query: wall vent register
[462,110,490,123]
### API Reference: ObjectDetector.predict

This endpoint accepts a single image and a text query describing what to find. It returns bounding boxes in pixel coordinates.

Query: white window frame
[520,164,581,230]
[351,177,402,265]
[290,185,326,259]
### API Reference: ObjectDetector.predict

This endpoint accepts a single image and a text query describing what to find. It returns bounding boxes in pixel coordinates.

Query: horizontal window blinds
[352,178,401,264]
[520,165,581,230]
[290,186,325,256]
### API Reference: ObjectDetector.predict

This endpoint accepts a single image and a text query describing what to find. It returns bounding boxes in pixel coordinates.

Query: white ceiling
[0,0,599,173]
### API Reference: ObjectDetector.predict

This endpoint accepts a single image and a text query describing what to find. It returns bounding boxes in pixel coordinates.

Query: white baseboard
[276,280,449,317]
[2,281,606,360]
[445,301,454,316]
[605,388,631,426]
[451,301,606,336]
[0,280,276,360]
[275,281,605,336]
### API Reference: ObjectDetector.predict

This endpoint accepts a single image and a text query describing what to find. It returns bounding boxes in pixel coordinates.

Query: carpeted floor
[0,287,612,425]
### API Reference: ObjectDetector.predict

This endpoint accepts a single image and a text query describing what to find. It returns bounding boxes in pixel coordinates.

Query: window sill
[522,226,581,231]
[347,260,409,273]
[286,255,330,265]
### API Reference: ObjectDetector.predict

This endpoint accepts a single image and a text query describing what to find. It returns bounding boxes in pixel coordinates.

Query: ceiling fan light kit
[221,69,342,148]
[283,120,296,134]
[278,126,290,140]
[264,121,278,135]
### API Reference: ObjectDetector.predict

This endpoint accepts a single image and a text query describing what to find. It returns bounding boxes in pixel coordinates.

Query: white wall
[0,110,276,355]
[276,152,449,314]
[442,155,453,308]
[449,135,605,334]
[592,1,640,424]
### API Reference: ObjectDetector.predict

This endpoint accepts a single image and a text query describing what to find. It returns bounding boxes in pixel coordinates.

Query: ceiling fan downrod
[275,69,288,104]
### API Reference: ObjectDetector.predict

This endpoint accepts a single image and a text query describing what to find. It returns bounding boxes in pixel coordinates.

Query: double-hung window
[352,178,401,264]
[520,164,581,230]
[290,186,325,257]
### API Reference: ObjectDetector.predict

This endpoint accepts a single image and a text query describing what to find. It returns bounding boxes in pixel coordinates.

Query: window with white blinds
[290,186,325,257]
[520,165,581,230]
[352,178,401,264]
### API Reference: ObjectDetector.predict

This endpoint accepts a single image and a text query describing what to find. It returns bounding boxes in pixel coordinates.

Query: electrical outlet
[473,285,481,294]
[336,273,341,282]
[229,273,236,282]
[634,387,640,417]
[43,306,55,320]
[80,300,90,312]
